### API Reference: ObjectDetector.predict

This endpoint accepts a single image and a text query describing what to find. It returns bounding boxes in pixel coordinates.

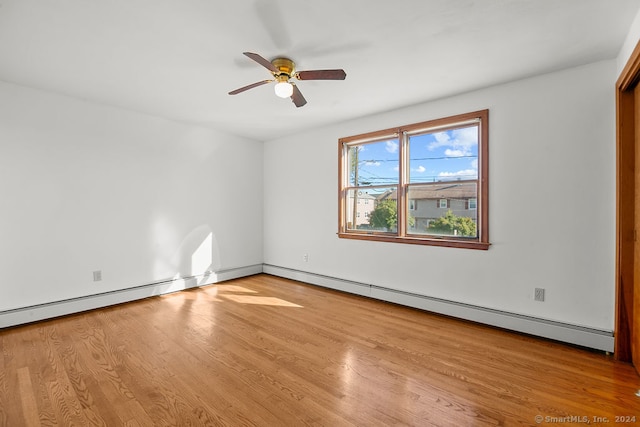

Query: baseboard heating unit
[0,264,263,329]
[262,264,614,353]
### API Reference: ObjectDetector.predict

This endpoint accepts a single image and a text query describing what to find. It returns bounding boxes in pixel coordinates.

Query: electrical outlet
[534,287,545,302]
[303,253,309,262]
[93,270,102,282]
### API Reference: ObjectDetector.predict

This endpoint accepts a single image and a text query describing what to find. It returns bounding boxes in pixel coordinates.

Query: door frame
[615,40,640,361]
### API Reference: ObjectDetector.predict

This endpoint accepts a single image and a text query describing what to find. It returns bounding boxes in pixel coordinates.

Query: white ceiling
[0,0,638,141]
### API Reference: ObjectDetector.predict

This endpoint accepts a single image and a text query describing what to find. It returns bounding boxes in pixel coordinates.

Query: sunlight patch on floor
[216,285,258,294]
[221,294,303,307]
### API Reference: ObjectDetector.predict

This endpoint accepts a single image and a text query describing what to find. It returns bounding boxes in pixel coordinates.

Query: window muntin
[338,110,489,250]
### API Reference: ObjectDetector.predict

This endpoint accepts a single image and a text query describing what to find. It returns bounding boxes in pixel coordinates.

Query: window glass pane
[345,187,398,232]
[406,182,477,238]
[347,139,400,187]
[408,125,478,183]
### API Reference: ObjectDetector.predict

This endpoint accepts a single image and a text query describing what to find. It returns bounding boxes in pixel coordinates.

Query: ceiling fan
[229,52,347,107]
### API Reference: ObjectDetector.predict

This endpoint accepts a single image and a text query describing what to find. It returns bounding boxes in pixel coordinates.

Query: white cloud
[444,149,465,157]
[432,132,451,146]
[364,160,381,166]
[385,140,398,153]
[412,165,426,173]
[438,155,479,179]
[428,127,478,157]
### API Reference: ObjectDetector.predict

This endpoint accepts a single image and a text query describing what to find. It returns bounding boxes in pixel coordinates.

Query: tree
[369,200,414,231]
[427,210,476,237]
[369,199,396,230]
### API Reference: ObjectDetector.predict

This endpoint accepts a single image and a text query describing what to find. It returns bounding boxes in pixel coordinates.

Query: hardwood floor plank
[16,367,40,427]
[0,334,8,426]
[0,273,638,425]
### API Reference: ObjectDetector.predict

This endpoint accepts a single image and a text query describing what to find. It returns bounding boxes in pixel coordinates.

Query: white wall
[618,6,640,75]
[264,59,616,332]
[0,81,263,312]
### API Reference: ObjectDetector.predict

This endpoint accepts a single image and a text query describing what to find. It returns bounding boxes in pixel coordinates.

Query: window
[338,110,489,249]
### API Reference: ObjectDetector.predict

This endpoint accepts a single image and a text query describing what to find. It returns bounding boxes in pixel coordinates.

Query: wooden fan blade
[290,84,307,108]
[296,69,346,80]
[228,79,273,95]
[243,52,278,73]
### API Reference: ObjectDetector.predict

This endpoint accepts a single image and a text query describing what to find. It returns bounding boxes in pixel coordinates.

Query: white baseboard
[0,264,263,329]
[263,264,614,353]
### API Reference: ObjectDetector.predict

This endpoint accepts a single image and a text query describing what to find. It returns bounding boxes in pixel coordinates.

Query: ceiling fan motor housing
[272,57,295,78]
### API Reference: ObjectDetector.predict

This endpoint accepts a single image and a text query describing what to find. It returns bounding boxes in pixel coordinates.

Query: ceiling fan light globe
[274,81,293,98]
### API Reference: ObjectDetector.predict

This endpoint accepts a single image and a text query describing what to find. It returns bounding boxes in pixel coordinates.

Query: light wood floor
[1,274,639,426]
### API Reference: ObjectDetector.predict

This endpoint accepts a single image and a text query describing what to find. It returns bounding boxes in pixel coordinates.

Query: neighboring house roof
[377,180,477,201]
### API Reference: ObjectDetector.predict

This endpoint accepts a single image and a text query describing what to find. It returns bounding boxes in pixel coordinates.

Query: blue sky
[352,125,479,186]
